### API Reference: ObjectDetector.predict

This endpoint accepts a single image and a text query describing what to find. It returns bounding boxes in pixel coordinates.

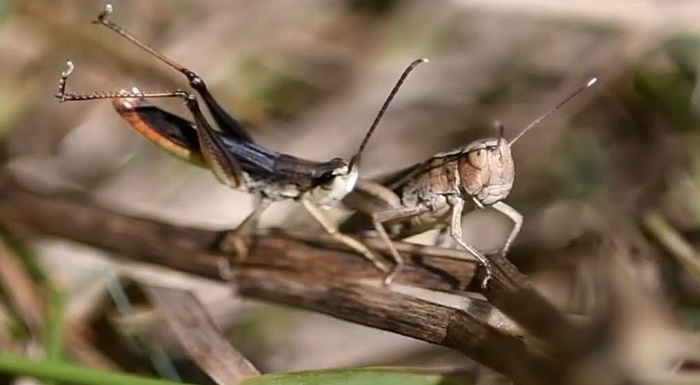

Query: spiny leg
[55,61,189,102]
[55,60,246,189]
[491,201,523,258]
[301,200,390,275]
[370,205,431,285]
[55,60,254,273]
[218,198,273,281]
[93,5,190,77]
[447,196,493,289]
[55,62,208,165]
[92,4,251,141]
[55,60,255,284]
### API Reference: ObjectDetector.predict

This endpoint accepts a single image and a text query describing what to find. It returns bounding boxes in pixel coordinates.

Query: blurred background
[3,0,700,382]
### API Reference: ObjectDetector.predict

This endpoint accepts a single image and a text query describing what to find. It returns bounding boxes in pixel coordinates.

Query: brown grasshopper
[341,78,597,286]
[53,4,428,283]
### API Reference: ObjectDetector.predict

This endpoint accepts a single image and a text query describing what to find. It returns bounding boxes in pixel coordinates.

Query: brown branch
[145,286,260,385]
[0,172,576,384]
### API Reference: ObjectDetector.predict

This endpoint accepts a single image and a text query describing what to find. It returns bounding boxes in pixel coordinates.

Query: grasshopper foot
[381,259,404,286]
[217,259,235,282]
[220,231,253,260]
[366,252,391,274]
[218,231,254,293]
[479,260,493,290]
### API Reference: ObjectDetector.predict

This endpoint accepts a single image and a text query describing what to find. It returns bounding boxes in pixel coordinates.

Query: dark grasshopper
[341,78,597,286]
[54,4,427,283]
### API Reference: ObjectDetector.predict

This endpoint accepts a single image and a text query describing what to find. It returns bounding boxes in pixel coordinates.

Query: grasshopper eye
[468,149,487,169]
[331,164,349,176]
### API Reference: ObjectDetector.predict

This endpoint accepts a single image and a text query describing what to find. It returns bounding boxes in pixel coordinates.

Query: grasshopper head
[305,160,359,207]
[457,137,514,206]
[455,77,598,206]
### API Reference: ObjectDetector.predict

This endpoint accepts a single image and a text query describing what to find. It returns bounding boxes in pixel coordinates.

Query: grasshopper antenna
[348,58,429,171]
[509,77,598,146]
[495,121,505,148]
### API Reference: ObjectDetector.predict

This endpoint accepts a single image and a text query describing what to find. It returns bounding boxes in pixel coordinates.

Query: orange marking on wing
[114,104,204,166]
[112,97,244,189]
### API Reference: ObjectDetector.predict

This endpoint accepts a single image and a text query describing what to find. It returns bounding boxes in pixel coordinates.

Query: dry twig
[145,286,260,385]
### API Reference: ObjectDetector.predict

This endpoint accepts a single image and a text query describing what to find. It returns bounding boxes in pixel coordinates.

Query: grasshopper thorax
[457,137,514,206]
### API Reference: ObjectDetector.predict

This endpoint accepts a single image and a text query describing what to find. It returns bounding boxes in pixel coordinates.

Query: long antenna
[348,58,429,170]
[495,121,505,148]
[509,77,598,146]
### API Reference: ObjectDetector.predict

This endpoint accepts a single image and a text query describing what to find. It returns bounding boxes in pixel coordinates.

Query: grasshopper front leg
[430,200,521,262]
[301,200,390,274]
[465,200,522,259]
[446,196,493,288]
[491,201,523,258]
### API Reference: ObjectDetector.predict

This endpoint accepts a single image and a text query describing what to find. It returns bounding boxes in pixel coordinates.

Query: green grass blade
[242,367,473,385]
[0,354,194,385]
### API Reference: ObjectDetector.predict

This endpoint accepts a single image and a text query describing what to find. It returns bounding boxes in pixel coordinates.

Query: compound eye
[468,148,487,169]
[331,165,349,176]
